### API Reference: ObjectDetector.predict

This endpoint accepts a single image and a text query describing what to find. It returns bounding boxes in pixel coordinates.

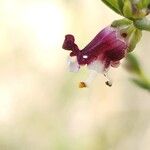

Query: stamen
[79,82,87,88]
[104,72,113,87]
[79,70,98,88]
[105,81,112,87]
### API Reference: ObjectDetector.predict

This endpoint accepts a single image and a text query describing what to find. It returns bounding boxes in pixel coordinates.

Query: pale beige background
[0,0,149,149]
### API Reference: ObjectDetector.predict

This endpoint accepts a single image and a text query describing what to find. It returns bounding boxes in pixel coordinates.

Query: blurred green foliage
[125,54,150,91]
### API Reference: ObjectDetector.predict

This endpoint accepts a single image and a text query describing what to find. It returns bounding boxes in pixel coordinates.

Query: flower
[62,26,129,88]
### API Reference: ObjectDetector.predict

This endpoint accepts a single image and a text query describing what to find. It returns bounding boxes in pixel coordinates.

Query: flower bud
[102,0,150,20]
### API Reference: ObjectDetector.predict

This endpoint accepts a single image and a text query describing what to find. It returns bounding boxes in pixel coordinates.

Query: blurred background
[0,0,150,149]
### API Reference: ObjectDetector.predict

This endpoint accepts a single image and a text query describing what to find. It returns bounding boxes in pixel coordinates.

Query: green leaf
[134,18,150,31]
[126,54,142,75]
[111,18,132,27]
[131,78,150,91]
[137,0,150,9]
[123,0,133,18]
[101,0,122,15]
[117,0,124,12]
[128,29,142,52]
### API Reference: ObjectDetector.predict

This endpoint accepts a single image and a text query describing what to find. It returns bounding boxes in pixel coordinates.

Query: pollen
[79,82,87,88]
[105,81,112,87]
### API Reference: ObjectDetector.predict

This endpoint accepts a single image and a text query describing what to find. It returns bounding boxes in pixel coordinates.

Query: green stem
[134,18,150,31]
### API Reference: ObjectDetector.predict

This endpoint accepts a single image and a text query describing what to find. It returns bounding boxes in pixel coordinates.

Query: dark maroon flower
[62,26,129,88]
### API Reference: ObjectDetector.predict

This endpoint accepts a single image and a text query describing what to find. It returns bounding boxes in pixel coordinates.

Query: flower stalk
[134,18,150,31]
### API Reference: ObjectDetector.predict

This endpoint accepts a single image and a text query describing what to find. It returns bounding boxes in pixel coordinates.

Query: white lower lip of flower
[88,60,105,73]
[67,56,80,72]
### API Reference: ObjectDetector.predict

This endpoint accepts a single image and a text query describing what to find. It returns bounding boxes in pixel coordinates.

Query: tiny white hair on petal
[83,55,88,59]
[67,56,80,72]
[88,60,104,73]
